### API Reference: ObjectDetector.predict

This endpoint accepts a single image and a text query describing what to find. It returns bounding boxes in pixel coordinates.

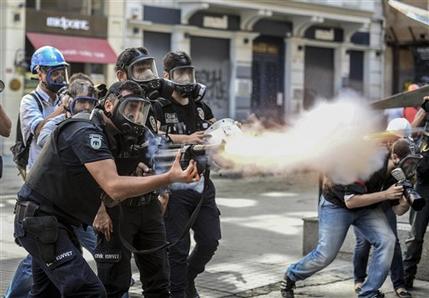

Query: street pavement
[2,157,429,297]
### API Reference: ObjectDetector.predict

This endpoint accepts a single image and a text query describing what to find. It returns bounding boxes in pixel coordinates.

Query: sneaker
[354,282,363,294]
[373,290,385,298]
[395,288,412,298]
[280,276,295,298]
[185,280,200,298]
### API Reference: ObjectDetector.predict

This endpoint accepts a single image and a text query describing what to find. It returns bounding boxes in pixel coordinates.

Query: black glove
[421,96,429,113]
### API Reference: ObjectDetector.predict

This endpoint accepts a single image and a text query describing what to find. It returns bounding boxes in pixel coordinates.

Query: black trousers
[403,184,429,280]
[165,179,221,298]
[95,199,170,298]
[14,213,106,297]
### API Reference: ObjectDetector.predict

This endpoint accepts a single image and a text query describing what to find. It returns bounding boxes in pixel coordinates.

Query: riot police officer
[92,48,172,298]
[13,79,199,297]
[153,51,221,298]
[94,79,172,298]
[115,46,161,132]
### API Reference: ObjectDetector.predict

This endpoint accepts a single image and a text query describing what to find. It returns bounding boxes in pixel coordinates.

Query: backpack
[10,92,43,177]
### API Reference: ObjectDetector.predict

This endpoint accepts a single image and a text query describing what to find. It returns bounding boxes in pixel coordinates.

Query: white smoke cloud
[221,91,388,184]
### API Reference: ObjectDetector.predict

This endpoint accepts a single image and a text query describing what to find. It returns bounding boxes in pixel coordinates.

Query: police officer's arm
[155,118,206,144]
[85,152,199,201]
[169,131,206,144]
[0,103,11,137]
[345,184,403,209]
[202,102,216,124]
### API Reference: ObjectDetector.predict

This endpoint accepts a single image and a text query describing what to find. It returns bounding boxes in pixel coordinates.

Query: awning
[27,32,117,64]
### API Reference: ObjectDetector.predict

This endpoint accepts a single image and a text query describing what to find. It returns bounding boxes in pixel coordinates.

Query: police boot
[185,280,200,298]
[404,276,414,290]
[280,276,295,298]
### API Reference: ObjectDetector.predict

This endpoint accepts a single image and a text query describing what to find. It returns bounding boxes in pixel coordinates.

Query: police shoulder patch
[149,115,157,132]
[197,107,205,120]
[89,134,103,150]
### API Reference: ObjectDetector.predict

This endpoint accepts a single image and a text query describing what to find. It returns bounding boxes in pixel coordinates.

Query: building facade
[126,0,385,121]
[0,0,386,155]
[383,0,429,94]
[0,0,123,155]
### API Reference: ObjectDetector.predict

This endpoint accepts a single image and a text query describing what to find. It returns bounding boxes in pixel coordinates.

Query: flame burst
[221,96,387,184]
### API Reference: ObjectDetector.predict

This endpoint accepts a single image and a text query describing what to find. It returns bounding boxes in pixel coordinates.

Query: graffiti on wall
[196,65,229,117]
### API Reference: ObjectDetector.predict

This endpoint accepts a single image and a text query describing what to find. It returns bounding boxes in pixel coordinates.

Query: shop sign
[189,12,240,31]
[203,15,228,29]
[305,26,343,42]
[46,16,89,31]
[26,8,107,38]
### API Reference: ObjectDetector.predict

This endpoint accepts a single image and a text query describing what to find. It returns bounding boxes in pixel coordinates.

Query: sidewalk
[0,156,23,196]
[2,168,429,297]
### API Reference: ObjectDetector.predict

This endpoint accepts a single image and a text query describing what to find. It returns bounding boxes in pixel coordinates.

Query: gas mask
[41,66,69,93]
[161,66,207,102]
[69,96,98,115]
[169,65,197,98]
[110,94,152,149]
[125,52,161,101]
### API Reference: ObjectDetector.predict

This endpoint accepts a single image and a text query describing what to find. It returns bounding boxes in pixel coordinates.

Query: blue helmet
[30,46,68,74]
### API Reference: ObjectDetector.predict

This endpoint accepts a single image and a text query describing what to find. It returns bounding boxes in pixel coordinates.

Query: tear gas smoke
[221,93,387,184]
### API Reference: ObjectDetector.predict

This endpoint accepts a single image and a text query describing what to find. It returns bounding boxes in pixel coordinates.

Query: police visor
[128,57,158,82]
[170,66,196,85]
[118,96,151,126]
[70,96,98,114]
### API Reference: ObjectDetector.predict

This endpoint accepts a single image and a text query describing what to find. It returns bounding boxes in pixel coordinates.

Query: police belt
[118,179,208,255]
[122,192,157,208]
[14,199,80,227]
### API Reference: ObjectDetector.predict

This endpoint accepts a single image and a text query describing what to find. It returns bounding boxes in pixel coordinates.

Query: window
[91,0,104,16]
[40,0,104,16]
[41,0,89,15]
[26,0,36,9]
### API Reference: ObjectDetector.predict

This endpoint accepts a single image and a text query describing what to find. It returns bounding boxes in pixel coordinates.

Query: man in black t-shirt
[13,80,199,297]
[93,48,175,298]
[153,51,219,298]
[281,139,412,298]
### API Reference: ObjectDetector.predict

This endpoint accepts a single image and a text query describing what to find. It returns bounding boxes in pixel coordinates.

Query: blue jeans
[353,202,405,289]
[287,197,395,298]
[5,226,97,298]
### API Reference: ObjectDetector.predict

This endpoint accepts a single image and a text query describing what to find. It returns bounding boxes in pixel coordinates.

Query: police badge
[89,134,103,150]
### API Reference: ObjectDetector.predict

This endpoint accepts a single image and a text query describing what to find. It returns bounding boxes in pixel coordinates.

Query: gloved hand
[421,96,429,113]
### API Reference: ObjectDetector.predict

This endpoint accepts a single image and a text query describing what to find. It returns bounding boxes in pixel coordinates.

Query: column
[285,37,305,117]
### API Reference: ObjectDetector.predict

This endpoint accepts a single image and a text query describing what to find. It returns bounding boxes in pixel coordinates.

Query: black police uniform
[403,145,429,284]
[94,108,170,298]
[14,113,111,297]
[153,97,221,298]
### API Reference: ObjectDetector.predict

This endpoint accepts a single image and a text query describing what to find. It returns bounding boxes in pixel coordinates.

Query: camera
[391,167,425,211]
